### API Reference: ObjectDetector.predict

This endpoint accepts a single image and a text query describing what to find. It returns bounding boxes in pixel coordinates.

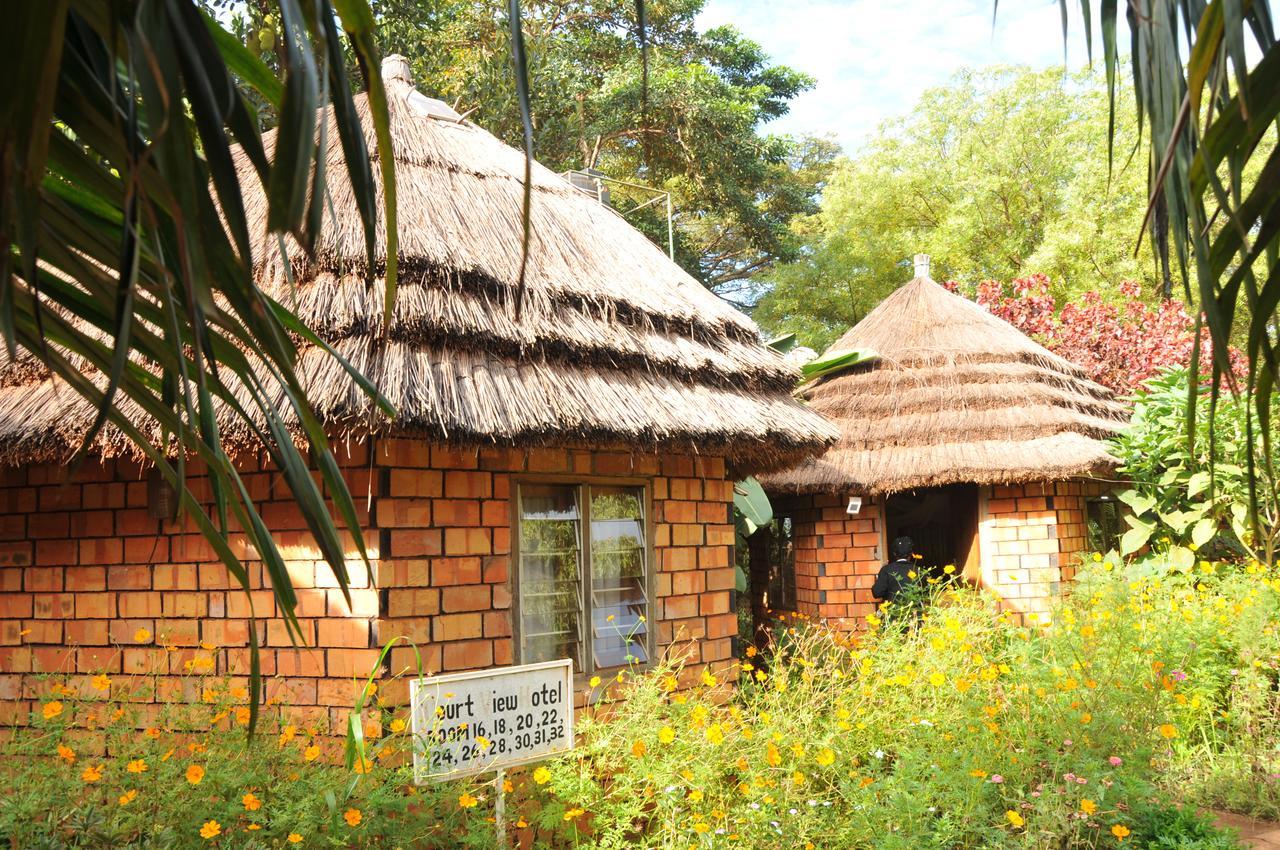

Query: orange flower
[287,834,303,844]
[631,740,647,757]
[186,764,205,785]
[1157,723,1178,740]
[458,793,479,809]
[90,674,111,692]
[81,764,103,782]
[118,790,138,806]
[144,727,161,740]
[56,744,75,764]
[134,628,151,643]
[199,820,221,840]
[127,759,147,774]
[242,792,262,811]
[1080,799,1098,815]
[343,808,363,827]
[303,744,321,762]
[1111,824,1131,840]
[42,701,63,720]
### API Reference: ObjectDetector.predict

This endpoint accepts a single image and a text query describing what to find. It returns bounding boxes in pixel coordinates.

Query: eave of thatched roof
[761,261,1129,494]
[0,57,835,475]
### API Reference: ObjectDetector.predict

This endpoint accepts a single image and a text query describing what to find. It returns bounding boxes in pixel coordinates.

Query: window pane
[590,486,648,669]
[519,484,583,667]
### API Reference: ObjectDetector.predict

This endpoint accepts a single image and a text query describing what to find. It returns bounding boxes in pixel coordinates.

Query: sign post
[409,659,575,846]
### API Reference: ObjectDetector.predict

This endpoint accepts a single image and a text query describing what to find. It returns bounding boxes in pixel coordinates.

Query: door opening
[883,483,980,580]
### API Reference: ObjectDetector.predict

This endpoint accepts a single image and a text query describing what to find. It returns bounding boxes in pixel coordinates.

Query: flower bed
[2,558,1276,848]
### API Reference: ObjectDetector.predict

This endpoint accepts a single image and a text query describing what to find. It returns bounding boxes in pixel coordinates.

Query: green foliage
[1125,803,1241,850]
[361,0,837,295]
[1110,367,1280,561]
[754,66,1155,351]
[4,0,396,730]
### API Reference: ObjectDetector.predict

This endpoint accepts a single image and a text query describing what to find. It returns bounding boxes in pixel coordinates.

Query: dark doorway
[884,483,980,579]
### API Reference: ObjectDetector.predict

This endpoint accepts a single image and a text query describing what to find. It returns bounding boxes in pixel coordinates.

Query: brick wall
[978,479,1110,623]
[0,439,736,733]
[771,493,885,626]
[767,479,1111,630]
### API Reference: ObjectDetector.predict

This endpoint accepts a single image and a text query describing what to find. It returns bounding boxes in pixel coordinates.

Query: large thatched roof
[0,57,835,474]
[762,258,1128,494]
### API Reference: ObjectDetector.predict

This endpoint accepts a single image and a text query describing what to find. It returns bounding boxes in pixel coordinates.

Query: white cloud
[697,0,1125,152]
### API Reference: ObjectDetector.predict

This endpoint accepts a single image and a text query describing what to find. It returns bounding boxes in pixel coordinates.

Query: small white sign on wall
[409,658,575,783]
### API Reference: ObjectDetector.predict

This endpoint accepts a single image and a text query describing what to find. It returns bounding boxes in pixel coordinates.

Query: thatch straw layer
[0,59,834,473]
[762,271,1128,494]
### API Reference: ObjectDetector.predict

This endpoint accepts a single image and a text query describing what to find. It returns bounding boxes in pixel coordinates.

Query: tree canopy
[361,0,838,299]
[752,66,1159,351]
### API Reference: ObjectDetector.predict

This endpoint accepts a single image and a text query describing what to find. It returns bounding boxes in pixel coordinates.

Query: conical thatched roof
[0,57,835,474]
[762,258,1128,494]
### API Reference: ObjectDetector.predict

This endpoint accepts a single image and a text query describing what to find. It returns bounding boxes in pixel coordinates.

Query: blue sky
[696,0,1124,152]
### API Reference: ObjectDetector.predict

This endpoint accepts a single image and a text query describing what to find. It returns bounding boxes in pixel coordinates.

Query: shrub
[1111,366,1280,563]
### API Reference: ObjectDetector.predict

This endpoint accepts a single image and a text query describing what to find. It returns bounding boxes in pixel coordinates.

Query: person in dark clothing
[872,536,917,603]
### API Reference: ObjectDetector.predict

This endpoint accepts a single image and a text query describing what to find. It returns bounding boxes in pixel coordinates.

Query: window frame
[510,474,656,677]
[765,512,798,612]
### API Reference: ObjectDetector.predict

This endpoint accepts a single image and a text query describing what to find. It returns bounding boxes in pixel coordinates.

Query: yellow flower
[1111,824,1131,840]
[1080,798,1098,815]
[389,718,406,734]
[91,674,111,692]
[247,824,261,831]
[688,789,704,803]
[588,676,601,688]
[943,564,956,574]
[705,724,725,745]
[199,820,221,840]
[816,748,835,767]
[701,668,718,688]
[234,706,251,726]
[304,744,321,762]
[127,759,147,774]
[42,701,63,720]
[352,757,373,774]
[533,766,552,785]
[563,808,584,821]
[242,792,262,811]
[278,725,298,747]
[344,808,363,826]
[186,764,205,785]
[288,834,303,844]
[56,744,75,764]
[693,822,710,834]
[631,740,647,757]
[81,765,103,782]
[1006,810,1025,828]
[765,742,782,767]
[1157,723,1178,740]
[118,789,137,806]
[929,672,946,687]
[134,628,151,643]
[792,771,806,785]
[458,793,479,809]
[658,726,676,744]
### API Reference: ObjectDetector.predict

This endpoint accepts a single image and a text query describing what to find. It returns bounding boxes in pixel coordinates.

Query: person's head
[890,536,914,560]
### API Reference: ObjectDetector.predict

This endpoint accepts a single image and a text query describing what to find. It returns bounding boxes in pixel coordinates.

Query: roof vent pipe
[913,253,931,279]
[382,54,412,83]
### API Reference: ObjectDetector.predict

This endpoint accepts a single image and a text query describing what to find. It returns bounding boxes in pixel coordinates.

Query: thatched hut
[0,56,833,728]
[756,256,1128,626]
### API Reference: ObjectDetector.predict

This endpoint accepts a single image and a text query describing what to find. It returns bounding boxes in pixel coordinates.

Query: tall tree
[753,66,1156,351]
[368,0,837,298]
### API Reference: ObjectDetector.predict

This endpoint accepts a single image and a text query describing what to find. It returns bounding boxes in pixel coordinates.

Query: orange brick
[376,498,431,528]
[442,639,492,671]
[118,592,163,618]
[443,528,491,556]
[388,529,442,558]
[432,613,483,642]
[74,593,114,619]
[432,499,480,527]
[317,618,371,648]
[326,648,382,678]
[433,557,482,586]
[444,471,491,499]
[441,585,491,613]
[388,469,443,498]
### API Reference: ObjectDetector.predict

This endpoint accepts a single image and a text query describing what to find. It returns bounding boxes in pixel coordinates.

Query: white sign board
[409,658,575,783]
